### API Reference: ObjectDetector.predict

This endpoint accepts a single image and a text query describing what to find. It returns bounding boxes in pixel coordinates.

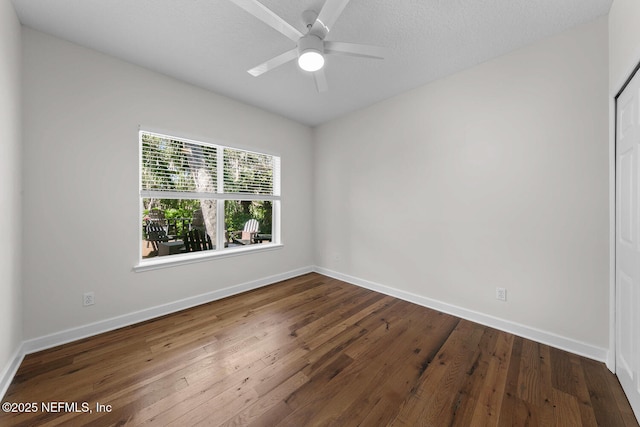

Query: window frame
[135,130,282,271]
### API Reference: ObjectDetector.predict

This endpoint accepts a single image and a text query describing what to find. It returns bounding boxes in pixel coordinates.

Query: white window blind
[140,132,279,200]
[223,147,275,196]
[141,133,217,196]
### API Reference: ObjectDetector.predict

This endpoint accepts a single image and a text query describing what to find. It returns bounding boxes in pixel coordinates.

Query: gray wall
[21,28,314,340]
[610,0,640,91]
[0,0,23,391]
[314,17,610,351]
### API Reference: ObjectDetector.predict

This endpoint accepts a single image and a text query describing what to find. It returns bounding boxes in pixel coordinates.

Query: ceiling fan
[229,0,385,92]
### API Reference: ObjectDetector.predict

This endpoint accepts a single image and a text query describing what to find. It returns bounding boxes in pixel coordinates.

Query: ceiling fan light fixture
[297,34,325,72]
[298,50,324,72]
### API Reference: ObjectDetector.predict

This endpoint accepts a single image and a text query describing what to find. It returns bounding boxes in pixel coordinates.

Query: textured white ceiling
[11,0,612,126]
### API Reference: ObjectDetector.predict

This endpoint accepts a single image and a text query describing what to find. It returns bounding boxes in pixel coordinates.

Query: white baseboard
[1,266,313,401]
[0,343,25,402]
[22,266,313,356]
[314,266,609,364]
[2,264,609,401]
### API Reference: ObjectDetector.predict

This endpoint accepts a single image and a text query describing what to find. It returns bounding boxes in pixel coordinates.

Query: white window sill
[133,243,283,272]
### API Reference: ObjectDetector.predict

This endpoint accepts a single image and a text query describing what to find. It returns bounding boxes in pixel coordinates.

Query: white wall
[315,17,610,351]
[0,0,23,390]
[21,28,314,340]
[609,0,640,91]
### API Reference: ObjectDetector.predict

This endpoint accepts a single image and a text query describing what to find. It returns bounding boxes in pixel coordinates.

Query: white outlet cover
[496,288,507,301]
[83,292,95,306]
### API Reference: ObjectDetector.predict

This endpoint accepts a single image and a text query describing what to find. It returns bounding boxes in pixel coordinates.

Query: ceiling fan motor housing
[297,34,325,72]
[298,34,324,56]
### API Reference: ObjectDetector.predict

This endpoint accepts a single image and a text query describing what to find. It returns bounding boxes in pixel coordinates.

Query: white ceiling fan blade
[324,41,385,59]
[313,69,328,92]
[229,0,302,42]
[248,48,298,76]
[310,0,351,39]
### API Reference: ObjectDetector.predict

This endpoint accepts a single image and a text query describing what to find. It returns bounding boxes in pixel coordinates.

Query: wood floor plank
[468,330,514,425]
[0,273,637,427]
[582,357,633,427]
[550,346,578,396]
[497,335,524,427]
[552,388,583,426]
[346,310,461,426]
[217,370,309,427]
[568,351,600,427]
[128,360,265,425]
[446,326,499,426]
[318,310,459,426]
[389,319,485,426]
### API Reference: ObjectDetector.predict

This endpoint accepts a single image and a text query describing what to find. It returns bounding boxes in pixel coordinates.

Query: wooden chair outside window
[145,222,170,253]
[231,219,260,245]
[184,229,214,252]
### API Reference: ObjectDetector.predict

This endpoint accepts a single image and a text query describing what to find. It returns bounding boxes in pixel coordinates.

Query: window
[139,131,280,264]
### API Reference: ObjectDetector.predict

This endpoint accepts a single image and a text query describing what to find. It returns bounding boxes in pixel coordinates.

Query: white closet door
[616,67,640,420]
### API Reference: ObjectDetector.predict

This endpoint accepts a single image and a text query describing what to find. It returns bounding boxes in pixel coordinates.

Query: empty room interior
[1,0,640,425]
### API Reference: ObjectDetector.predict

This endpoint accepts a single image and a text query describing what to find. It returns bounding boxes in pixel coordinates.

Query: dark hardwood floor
[1,273,638,426]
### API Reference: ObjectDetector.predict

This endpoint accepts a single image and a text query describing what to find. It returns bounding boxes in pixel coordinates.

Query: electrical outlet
[83,292,95,306]
[496,287,507,301]
[333,252,341,264]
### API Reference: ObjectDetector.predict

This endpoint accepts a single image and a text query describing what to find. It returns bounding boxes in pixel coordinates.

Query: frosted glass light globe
[298,50,325,72]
